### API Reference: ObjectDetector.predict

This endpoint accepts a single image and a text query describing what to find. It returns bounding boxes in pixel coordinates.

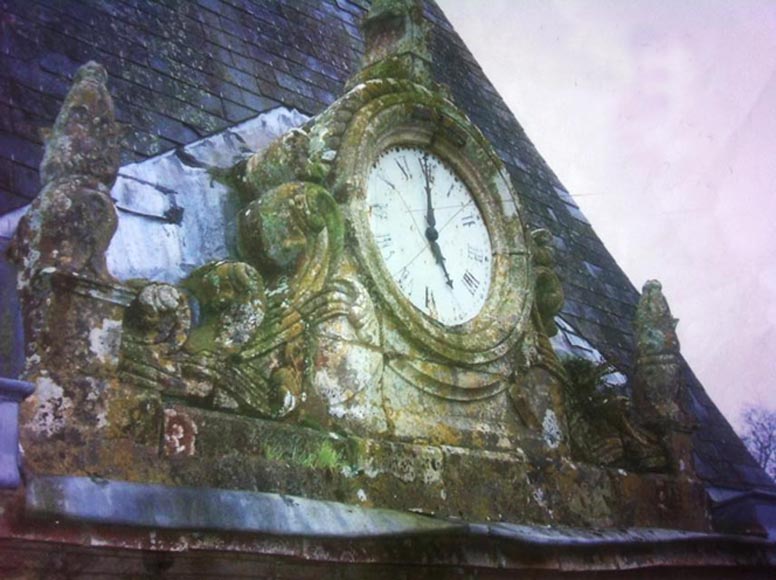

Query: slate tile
[223,66,259,92]
[11,162,38,198]
[9,106,44,144]
[223,99,256,123]
[239,90,281,114]
[0,132,43,169]
[0,158,12,190]
[0,187,32,213]
[0,103,12,135]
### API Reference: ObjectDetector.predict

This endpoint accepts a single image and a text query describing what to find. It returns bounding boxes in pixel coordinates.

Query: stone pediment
[6,0,712,535]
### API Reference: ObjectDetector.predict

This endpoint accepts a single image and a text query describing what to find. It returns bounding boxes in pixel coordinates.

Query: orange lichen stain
[163,409,198,457]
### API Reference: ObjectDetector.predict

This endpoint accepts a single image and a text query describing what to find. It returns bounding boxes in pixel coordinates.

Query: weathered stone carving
[631,280,695,474]
[561,357,667,471]
[10,61,121,282]
[184,261,266,354]
[531,229,564,337]
[2,0,712,531]
[632,280,686,426]
[119,180,383,430]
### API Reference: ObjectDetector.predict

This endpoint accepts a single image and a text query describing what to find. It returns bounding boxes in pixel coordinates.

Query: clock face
[366,146,492,326]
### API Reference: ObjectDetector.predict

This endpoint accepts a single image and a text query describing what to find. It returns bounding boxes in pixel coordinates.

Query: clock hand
[421,155,437,232]
[419,155,454,288]
[429,238,454,288]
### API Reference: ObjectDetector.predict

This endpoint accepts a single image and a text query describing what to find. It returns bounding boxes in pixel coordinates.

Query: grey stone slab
[26,475,461,538]
[0,377,35,489]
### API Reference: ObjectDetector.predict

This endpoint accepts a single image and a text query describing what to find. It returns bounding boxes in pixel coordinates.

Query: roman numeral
[370,203,388,220]
[375,233,392,249]
[467,245,486,263]
[461,214,477,227]
[397,267,410,287]
[396,156,412,180]
[425,286,436,310]
[378,173,397,191]
[462,270,480,296]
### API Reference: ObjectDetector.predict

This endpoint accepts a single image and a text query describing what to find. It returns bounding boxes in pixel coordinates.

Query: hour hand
[429,239,454,289]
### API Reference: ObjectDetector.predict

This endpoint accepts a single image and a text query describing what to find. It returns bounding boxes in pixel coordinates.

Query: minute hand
[429,239,454,288]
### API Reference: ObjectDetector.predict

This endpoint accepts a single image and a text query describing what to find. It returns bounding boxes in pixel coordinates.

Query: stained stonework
[5,0,715,539]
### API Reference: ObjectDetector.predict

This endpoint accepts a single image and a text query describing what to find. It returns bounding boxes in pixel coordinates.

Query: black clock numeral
[378,173,397,191]
[375,233,392,249]
[462,270,480,296]
[370,203,388,220]
[396,156,412,180]
[425,286,437,309]
[446,183,455,197]
[397,267,411,287]
[461,214,477,227]
[467,244,486,263]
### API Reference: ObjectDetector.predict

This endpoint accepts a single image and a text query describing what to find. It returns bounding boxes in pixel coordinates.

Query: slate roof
[0,0,772,496]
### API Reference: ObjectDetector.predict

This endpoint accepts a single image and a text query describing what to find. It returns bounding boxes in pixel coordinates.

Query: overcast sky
[437,0,776,428]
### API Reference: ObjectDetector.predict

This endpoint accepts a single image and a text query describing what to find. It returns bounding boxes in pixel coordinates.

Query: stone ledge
[25,475,458,538]
[3,474,772,577]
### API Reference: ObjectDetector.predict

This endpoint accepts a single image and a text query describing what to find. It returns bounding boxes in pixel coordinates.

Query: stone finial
[632,280,694,473]
[634,279,680,357]
[10,61,120,280]
[531,229,564,337]
[353,0,432,86]
[40,61,122,188]
[633,279,683,422]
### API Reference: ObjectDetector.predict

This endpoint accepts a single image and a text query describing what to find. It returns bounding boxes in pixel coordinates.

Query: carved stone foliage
[560,357,668,472]
[10,62,121,282]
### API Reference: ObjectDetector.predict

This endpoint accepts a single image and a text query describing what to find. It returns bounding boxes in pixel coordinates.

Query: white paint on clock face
[366,146,493,326]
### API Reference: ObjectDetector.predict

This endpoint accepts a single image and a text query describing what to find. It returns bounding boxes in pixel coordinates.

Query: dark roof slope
[0,0,771,494]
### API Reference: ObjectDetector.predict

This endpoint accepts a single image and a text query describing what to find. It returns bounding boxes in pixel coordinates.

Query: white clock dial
[366,146,492,326]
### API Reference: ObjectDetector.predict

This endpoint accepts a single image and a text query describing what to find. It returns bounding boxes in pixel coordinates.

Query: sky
[436,0,776,428]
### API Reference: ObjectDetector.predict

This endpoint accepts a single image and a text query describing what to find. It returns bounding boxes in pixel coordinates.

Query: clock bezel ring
[333,89,532,364]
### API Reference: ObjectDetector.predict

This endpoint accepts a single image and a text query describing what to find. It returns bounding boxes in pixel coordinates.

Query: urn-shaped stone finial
[40,61,122,188]
[634,279,680,357]
[10,60,120,280]
[633,280,683,424]
[632,280,696,475]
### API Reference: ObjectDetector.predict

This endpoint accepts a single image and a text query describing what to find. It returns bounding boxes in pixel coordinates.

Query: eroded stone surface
[7,3,710,534]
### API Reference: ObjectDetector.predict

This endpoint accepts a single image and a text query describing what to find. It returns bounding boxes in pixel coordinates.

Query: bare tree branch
[739,406,776,481]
